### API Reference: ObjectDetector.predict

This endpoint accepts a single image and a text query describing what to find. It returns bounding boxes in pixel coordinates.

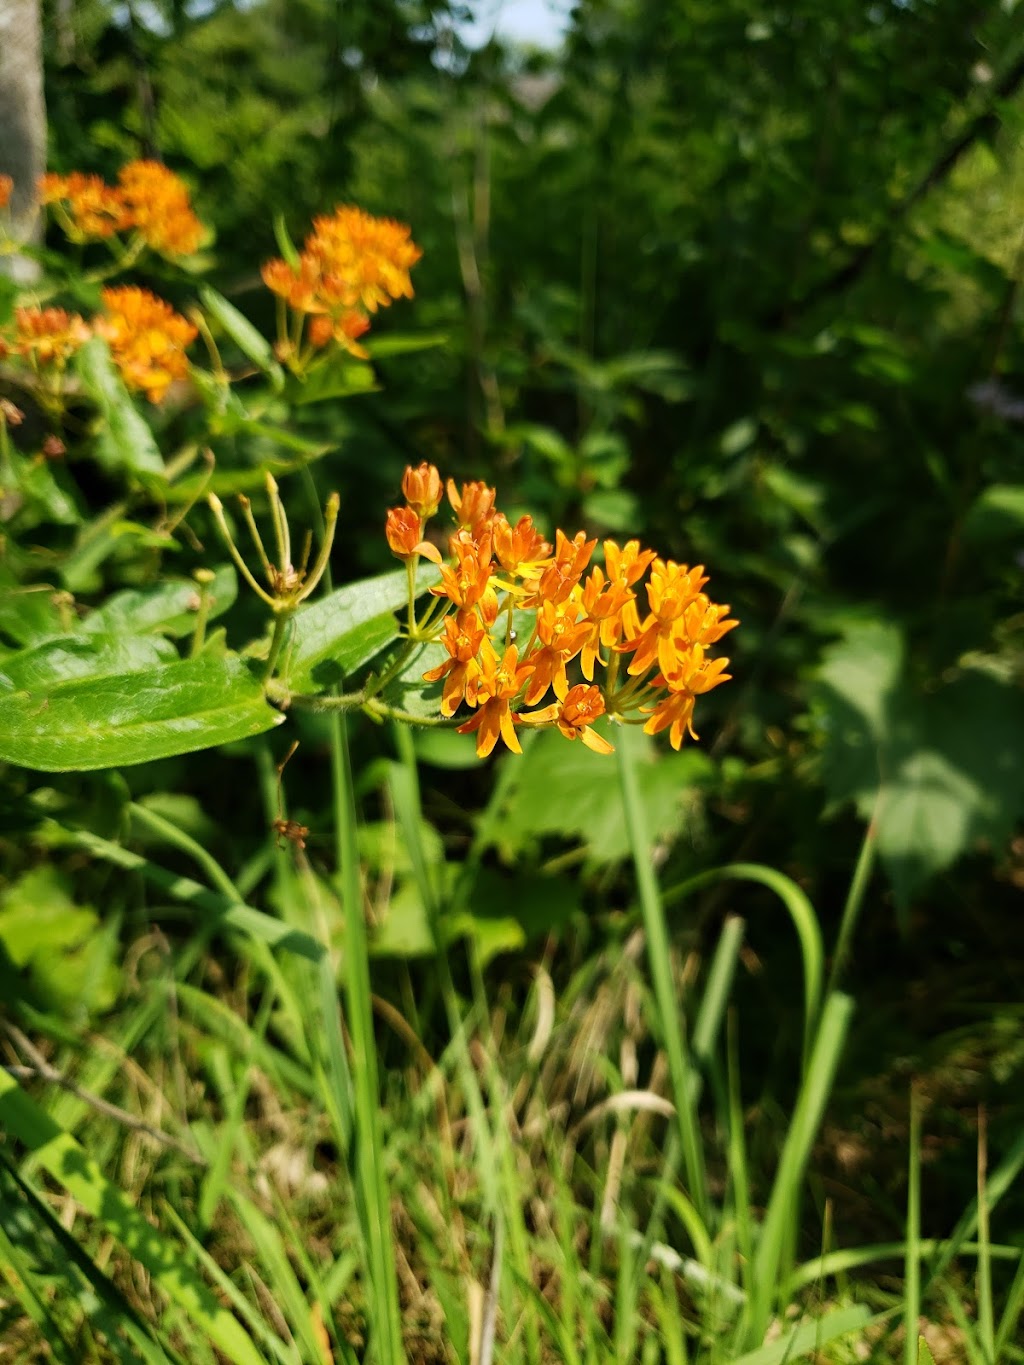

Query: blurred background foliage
[14,0,1024,1264]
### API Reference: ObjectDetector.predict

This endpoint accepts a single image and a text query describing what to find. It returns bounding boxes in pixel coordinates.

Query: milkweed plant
[0,162,897,1365]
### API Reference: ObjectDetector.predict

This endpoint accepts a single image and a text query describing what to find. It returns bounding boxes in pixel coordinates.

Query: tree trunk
[0,0,46,283]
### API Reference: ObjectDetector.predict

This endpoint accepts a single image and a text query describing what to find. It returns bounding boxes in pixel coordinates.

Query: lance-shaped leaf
[0,653,283,772]
[76,337,165,480]
[286,564,438,691]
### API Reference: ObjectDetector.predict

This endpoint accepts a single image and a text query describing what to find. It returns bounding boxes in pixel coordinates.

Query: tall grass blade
[730,1303,872,1365]
[745,992,854,1345]
[904,1083,921,1365]
[0,1071,263,1365]
[662,864,824,1066]
[328,708,405,1364]
[616,737,708,1223]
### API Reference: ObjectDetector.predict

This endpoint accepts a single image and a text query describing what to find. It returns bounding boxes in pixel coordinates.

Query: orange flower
[13,307,91,364]
[385,506,442,564]
[447,478,496,530]
[521,599,590,706]
[524,529,596,608]
[402,462,443,519]
[458,642,533,757]
[115,160,204,256]
[306,310,370,356]
[432,527,496,610]
[642,647,733,749]
[94,286,197,404]
[422,609,487,716]
[621,559,710,677]
[520,683,614,754]
[492,513,551,579]
[577,565,637,680]
[261,206,420,360]
[261,256,320,311]
[0,176,12,210]
[305,206,421,314]
[39,171,126,239]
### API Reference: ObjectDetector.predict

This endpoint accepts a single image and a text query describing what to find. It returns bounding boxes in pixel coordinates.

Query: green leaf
[0,575,66,648]
[287,565,438,691]
[918,1338,937,1365]
[82,566,237,639]
[814,619,905,816]
[272,212,301,268]
[962,483,1024,545]
[730,1304,871,1365]
[76,337,164,479]
[496,725,712,868]
[816,625,1024,905]
[290,361,377,405]
[0,654,284,772]
[0,633,176,690]
[364,331,447,359]
[198,284,284,387]
[0,867,119,1019]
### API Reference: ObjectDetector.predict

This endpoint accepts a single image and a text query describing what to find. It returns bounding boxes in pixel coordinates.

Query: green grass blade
[746,992,854,1345]
[162,1202,300,1365]
[228,1188,329,1364]
[730,1304,872,1365]
[691,916,745,1077]
[0,1071,263,1365]
[662,863,824,1064]
[905,1083,921,1365]
[994,1249,1024,1359]
[616,737,708,1224]
[328,708,405,1364]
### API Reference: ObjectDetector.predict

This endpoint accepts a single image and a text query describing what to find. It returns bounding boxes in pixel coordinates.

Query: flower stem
[615,736,709,1225]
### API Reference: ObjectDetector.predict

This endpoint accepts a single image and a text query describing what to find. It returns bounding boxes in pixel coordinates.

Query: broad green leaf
[496,725,712,868]
[82,565,237,639]
[814,619,905,815]
[76,337,164,479]
[0,634,176,690]
[0,1070,265,1365]
[0,867,119,1018]
[0,654,283,772]
[817,619,903,738]
[877,672,1024,906]
[198,284,284,387]
[287,564,438,691]
[376,639,444,719]
[816,630,1024,905]
[962,483,1024,545]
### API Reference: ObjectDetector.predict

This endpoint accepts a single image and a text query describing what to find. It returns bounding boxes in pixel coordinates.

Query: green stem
[825,803,878,998]
[328,710,405,1363]
[300,464,405,1363]
[263,610,293,683]
[615,738,708,1225]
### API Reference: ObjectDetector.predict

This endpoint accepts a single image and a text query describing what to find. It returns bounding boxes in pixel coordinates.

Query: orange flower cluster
[386,464,737,758]
[7,307,91,365]
[94,286,197,404]
[0,175,13,210]
[262,206,421,358]
[39,161,203,256]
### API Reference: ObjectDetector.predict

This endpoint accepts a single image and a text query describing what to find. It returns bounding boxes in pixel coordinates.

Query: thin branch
[1,1023,206,1167]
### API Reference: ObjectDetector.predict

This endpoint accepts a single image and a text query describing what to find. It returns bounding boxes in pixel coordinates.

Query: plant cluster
[261,204,422,368]
[386,463,737,756]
